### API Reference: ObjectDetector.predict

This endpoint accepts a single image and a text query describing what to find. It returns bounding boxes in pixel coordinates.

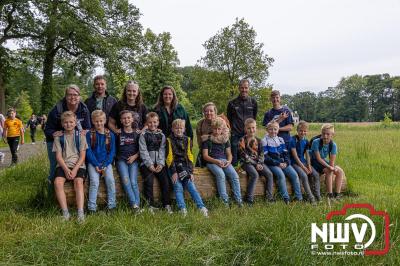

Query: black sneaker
[266,197,276,204]
[334,192,342,201]
[327,193,334,199]
[106,208,117,215]
[283,198,290,205]
[87,210,96,216]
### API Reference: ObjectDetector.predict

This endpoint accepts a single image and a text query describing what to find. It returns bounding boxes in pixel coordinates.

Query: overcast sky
[133,0,400,94]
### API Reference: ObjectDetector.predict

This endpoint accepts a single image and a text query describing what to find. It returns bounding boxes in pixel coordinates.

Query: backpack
[309,134,333,155]
[60,130,81,154]
[89,128,111,153]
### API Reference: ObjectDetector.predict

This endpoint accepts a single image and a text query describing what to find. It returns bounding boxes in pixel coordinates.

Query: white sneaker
[148,206,159,214]
[199,207,209,217]
[16,145,20,151]
[32,142,35,145]
[165,205,173,214]
[180,208,188,217]
[77,213,85,223]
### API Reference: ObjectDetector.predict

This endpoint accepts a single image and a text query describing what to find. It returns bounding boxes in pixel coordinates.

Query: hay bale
[63,167,347,206]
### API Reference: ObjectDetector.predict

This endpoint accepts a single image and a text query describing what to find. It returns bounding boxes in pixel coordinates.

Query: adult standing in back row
[154,86,193,139]
[108,80,148,133]
[227,79,258,166]
[262,90,294,147]
[85,75,117,124]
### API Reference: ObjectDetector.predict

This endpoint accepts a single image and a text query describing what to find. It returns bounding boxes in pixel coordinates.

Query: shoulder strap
[75,130,81,154]
[90,129,96,150]
[105,128,111,152]
[60,134,65,151]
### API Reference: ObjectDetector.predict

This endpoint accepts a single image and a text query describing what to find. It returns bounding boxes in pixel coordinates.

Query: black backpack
[309,134,333,155]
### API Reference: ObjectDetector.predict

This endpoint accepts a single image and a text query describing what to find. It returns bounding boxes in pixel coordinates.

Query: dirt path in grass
[0,142,46,171]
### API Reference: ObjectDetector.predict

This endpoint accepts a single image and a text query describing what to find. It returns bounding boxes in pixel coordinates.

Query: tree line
[1,1,396,122]
[281,74,400,122]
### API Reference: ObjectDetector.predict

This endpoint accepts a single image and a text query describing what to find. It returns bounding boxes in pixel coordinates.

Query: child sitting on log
[166,119,208,217]
[310,123,345,200]
[202,117,242,207]
[86,110,116,214]
[53,111,88,222]
[116,110,141,212]
[238,118,274,204]
[262,121,303,204]
[139,112,172,213]
[289,120,321,204]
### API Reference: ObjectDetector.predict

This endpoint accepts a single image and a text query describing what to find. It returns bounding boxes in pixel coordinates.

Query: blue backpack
[59,130,81,154]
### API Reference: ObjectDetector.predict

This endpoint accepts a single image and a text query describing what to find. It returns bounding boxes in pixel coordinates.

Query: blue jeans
[46,141,57,185]
[117,160,140,207]
[207,162,242,204]
[88,164,116,210]
[173,178,205,210]
[292,164,317,201]
[269,165,303,201]
[230,134,244,166]
[242,163,274,201]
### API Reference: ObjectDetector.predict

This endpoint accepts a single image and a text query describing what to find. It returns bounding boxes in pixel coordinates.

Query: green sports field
[0,124,398,265]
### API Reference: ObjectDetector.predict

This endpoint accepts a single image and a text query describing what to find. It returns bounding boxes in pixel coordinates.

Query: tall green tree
[1,0,142,114]
[200,18,274,95]
[134,29,193,113]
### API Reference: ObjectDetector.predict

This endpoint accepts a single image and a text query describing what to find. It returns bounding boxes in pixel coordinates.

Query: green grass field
[0,129,45,148]
[0,124,398,265]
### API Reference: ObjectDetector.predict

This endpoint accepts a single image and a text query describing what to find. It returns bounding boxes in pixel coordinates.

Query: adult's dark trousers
[230,133,244,166]
[30,128,36,143]
[7,137,19,163]
[140,165,171,207]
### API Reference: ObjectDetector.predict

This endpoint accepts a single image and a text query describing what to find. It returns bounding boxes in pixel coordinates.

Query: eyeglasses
[66,93,80,97]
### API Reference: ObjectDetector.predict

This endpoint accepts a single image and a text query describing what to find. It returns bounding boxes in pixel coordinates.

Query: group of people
[12,75,344,222]
[0,109,46,165]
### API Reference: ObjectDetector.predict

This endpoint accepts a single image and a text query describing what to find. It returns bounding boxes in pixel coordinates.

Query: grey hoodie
[139,129,166,168]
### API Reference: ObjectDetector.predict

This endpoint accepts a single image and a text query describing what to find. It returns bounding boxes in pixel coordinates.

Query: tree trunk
[40,2,60,115]
[40,42,56,114]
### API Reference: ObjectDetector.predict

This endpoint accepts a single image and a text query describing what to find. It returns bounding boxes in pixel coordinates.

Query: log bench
[63,167,347,206]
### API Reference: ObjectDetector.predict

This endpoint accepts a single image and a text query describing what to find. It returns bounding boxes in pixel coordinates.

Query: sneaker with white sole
[165,205,173,214]
[180,208,188,217]
[199,207,209,217]
[148,206,159,214]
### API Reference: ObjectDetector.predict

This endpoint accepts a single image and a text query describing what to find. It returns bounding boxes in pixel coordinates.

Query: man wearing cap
[44,85,91,188]
[262,90,294,147]
[227,79,258,166]
[84,75,117,124]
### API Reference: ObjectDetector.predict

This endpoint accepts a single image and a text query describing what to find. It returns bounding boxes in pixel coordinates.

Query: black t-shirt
[202,140,230,160]
[109,101,148,130]
[117,130,140,161]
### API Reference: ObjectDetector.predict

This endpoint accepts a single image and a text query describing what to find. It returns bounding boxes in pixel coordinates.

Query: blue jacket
[85,130,116,168]
[45,99,91,142]
[261,135,290,166]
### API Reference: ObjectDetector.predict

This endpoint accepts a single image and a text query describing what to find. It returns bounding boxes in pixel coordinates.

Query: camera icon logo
[311,203,390,256]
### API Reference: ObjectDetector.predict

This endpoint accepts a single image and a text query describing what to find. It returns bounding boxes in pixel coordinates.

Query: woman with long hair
[108,80,148,133]
[154,86,193,139]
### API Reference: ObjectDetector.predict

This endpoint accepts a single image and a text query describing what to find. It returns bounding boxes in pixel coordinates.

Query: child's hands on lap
[279,162,287,169]
[171,173,178,184]
[149,165,157,172]
[256,164,263,171]
[155,165,163,173]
